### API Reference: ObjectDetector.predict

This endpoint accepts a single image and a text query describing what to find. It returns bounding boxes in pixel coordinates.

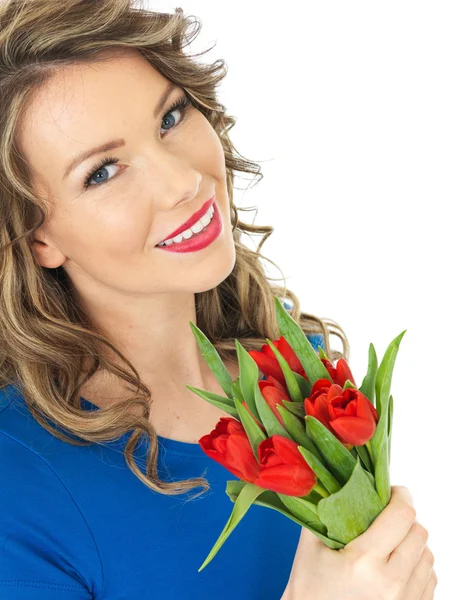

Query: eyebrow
[62,81,179,181]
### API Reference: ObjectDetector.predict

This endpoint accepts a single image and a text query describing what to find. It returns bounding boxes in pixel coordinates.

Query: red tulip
[328,388,379,446]
[248,336,307,386]
[199,418,260,481]
[258,376,290,426]
[304,380,379,447]
[249,336,357,391]
[321,357,357,388]
[253,435,317,497]
[200,420,318,497]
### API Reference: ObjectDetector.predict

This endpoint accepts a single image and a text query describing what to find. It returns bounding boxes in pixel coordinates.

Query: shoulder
[0,385,103,597]
[0,383,61,454]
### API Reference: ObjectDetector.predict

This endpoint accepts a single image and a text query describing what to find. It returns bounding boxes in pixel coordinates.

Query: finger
[392,544,433,600]
[391,484,415,508]
[421,569,437,600]
[388,522,429,577]
[345,486,416,560]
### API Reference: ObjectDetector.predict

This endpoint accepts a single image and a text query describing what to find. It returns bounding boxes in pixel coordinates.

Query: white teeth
[199,212,212,228]
[190,220,205,234]
[157,205,215,246]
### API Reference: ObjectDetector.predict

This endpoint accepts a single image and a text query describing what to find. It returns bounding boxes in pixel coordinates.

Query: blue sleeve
[0,431,102,599]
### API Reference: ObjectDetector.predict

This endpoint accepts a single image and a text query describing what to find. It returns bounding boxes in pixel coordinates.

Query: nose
[173,176,201,209]
[174,195,192,209]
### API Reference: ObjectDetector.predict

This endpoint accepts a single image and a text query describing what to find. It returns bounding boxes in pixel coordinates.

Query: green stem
[366,439,375,466]
[355,444,374,474]
[314,481,330,498]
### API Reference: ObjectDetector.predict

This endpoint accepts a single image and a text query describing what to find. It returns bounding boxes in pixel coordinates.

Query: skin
[17,47,238,440]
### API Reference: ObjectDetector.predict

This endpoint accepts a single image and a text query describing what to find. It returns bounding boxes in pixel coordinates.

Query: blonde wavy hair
[0,0,350,500]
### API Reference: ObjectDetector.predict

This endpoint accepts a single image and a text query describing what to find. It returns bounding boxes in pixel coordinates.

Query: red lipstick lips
[156,195,216,245]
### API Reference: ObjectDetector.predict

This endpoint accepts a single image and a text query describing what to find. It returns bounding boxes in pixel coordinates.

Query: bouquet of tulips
[187,296,404,572]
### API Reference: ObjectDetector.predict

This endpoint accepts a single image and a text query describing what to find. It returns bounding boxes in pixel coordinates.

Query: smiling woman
[0,0,349,598]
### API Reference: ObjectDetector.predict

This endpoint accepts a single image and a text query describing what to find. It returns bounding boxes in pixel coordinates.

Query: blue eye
[160,94,191,132]
[82,93,192,190]
[82,156,120,189]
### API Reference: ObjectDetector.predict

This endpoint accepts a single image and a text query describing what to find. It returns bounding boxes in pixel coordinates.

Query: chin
[190,243,236,294]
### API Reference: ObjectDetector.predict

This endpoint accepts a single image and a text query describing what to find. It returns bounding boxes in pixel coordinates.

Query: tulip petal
[225,433,262,480]
[198,418,261,481]
[336,358,357,387]
[259,385,286,426]
[248,349,285,383]
[321,358,338,382]
[314,395,332,428]
[266,375,290,395]
[278,335,304,373]
[330,416,377,446]
[310,378,334,396]
[327,383,344,402]
[254,463,317,496]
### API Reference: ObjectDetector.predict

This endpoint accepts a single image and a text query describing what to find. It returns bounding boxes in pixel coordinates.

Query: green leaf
[225,480,343,549]
[234,397,267,460]
[277,405,321,458]
[231,378,244,403]
[351,447,375,488]
[264,338,303,402]
[292,372,312,400]
[281,399,305,419]
[373,423,391,508]
[198,482,267,571]
[301,489,325,505]
[235,339,260,421]
[354,443,374,475]
[375,330,406,420]
[359,343,378,406]
[274,296,332,384]
[388,394,394,467]
[369,336,403,502]
[305,415,357,486]
[342,379,357,391]
[363,467,376,488]
[185,385,239,419]
[254,381,294,441]
[278,493,319,520]
[189,321,234,399]
[298,446,342,494]
[318,346,330,361]
[225,479,247,502]
[317,458,384,544]
[369,331,405,506]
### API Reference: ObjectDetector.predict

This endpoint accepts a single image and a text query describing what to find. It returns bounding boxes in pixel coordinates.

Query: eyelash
[82,93,192,190]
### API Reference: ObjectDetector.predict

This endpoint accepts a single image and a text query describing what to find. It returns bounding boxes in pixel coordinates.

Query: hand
[281,486,438,600]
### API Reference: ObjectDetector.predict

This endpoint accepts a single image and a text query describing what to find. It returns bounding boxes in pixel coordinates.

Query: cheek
[91,197,149,256]
[186,112,227,178]
[56,195,149,260]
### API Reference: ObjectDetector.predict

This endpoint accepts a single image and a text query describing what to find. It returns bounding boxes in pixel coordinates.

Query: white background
[151,1,448,596]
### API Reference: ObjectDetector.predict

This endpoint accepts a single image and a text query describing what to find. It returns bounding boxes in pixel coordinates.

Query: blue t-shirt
[0,309,325,599]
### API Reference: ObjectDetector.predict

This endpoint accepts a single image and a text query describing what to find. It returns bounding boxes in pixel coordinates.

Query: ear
[31,227,66,269]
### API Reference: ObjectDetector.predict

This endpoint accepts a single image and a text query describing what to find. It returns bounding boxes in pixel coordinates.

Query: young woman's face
[19,47,236,298]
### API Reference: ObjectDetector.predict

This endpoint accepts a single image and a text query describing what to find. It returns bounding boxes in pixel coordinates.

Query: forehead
[17,48,167,186]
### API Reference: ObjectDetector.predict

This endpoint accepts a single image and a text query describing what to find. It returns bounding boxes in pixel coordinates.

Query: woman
[0,1,435,599]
